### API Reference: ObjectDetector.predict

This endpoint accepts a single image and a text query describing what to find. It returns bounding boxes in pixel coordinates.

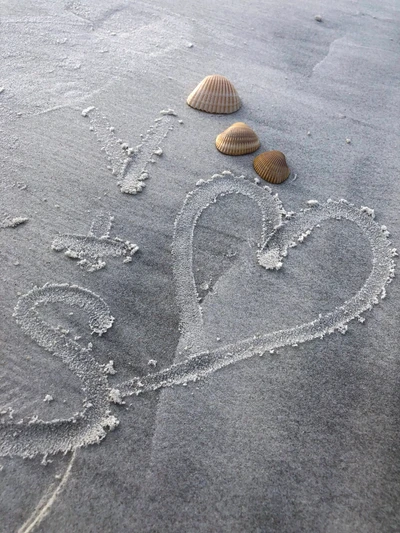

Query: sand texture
[1,0,400,531]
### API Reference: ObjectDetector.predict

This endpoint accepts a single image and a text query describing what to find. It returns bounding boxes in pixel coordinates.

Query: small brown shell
[216,122,260,156]
[253,151,290,184]
[186,75,241,114]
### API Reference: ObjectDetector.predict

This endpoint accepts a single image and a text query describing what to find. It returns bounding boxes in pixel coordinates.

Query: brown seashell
[253,151,290,184]
[215,122,260,156]
[186,75,241,114]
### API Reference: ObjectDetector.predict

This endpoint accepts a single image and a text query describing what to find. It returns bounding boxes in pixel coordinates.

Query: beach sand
[0,0,400,531]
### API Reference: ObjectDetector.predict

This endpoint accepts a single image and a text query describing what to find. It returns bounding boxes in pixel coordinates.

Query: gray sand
[1,0,400,531]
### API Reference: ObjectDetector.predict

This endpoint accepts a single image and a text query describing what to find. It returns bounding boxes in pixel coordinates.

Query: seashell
[186,75,241,114]
[215,122,260,156]
[253,151,290,184]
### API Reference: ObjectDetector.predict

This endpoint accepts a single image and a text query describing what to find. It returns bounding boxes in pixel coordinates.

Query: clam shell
[186,75,241,114]
[253,151,290,184]
[216,122,260,155]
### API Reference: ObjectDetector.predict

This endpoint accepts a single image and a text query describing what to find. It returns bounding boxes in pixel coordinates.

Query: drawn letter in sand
[0,283,117,459]
[51,213,139,271]
[82,107,179,195]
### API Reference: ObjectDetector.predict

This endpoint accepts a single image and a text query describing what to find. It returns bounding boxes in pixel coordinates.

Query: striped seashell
[186,75,241,114]
[253,151,290,184]
[216,122,260,155]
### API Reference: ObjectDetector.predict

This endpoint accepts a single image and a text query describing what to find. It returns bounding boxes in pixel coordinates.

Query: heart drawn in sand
[119,171,396,397]
[0,172,396,460]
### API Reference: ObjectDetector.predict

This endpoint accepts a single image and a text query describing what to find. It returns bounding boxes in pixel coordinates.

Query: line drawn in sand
[0,181,28,192]
[0,172,397,530]
[51,213,139,271]
[17,451,76,533]
[0,214,29,229]
[82,107,180,195]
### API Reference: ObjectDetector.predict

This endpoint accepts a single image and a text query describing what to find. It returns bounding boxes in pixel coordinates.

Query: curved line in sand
[171,172,283,353]
[1,283,118,459]
[17,451,76,533]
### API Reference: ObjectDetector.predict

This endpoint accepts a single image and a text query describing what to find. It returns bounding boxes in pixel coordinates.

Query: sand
[0,0,400,531]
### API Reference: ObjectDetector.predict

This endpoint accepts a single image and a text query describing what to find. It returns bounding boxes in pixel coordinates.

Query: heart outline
[119,172,396,397]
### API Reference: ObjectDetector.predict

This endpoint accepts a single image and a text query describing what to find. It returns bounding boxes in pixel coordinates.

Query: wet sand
[1,0,400,531]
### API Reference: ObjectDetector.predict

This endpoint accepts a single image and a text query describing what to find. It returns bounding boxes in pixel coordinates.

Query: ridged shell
[216,122,260,155]
[253,151,290,184]
[186,75,241,114]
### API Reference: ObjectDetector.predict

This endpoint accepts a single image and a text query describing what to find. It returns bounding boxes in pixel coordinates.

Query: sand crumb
[103,360,117,375]
[43,394,54,403]
[82,106,95,117]
[0,215,29,229]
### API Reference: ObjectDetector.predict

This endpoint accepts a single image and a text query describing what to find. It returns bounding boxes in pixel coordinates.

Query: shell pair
[187,75,290,184]
[216,122,290,184]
